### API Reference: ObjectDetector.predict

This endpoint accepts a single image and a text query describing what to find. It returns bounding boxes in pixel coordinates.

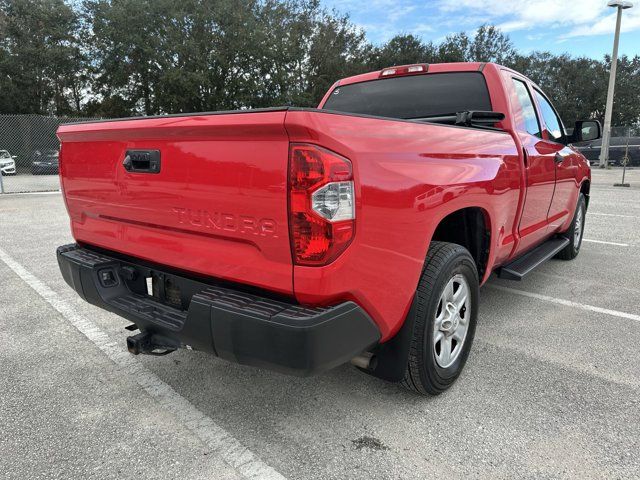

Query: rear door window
[322,72,492,120]
[511,78,541,138]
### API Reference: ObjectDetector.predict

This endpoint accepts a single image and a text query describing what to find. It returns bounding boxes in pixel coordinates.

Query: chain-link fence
[0,114,101,194]
[610,126,640,166]
[1,114,639,194]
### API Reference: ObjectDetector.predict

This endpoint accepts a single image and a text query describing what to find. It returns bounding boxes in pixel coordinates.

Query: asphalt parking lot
[1,173,60,194]
[1,168,639,480]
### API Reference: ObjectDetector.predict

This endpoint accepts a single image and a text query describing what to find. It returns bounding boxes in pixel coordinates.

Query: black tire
[555,193,586,260]
[401,241,479,395]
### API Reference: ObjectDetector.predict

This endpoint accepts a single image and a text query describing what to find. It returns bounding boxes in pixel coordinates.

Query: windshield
[0,151,10,159]
[323,72,492,120]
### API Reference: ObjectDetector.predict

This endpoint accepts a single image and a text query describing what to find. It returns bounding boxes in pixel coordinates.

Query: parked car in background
[30,149,60,175]
[0,150,17,175]
[574,136,640,166]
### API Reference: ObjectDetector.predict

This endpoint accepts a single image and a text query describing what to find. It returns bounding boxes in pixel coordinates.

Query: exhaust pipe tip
[350,352,377,370]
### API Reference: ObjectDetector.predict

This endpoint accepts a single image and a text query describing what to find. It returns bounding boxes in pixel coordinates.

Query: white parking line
[0,190,61,195]
[488,285,640,323]
[592,188,639,194]
[583,238,630,247]
[0,247,287,480]
[589,212,637,219]
[591,200,640,208]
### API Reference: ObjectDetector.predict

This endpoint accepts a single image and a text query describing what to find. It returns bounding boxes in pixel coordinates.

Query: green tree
[509,52,606,125]
[83,0,173,115]
[303,10,369,105]
[1,1,637,129]
[370,25,516,68]
[368,34,435,70]
[468,25,516,64]
[435,25,515,64]
[602,55,640,127]
[0,0,85,115]
[82,0,369,113]
[437,32,470,62]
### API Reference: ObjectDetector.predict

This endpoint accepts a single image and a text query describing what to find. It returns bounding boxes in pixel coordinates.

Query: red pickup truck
[57,62,599,395]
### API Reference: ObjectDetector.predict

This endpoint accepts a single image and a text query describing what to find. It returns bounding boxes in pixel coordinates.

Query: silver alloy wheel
[574,204,584,248]
[433,274,470,368]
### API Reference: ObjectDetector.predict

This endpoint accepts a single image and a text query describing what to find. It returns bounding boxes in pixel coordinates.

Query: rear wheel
[556,193,586,260]
[401,242,479,395]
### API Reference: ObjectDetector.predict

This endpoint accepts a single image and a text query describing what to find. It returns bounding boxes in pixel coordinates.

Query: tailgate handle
[123,150,161,174]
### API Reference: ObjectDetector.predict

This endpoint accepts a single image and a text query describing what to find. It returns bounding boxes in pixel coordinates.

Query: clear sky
[321,0,640,59]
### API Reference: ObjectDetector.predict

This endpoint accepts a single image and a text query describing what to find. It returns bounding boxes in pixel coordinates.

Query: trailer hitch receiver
[126,331,176,356]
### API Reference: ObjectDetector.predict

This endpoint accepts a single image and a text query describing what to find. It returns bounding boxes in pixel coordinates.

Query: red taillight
[289,144,355,266]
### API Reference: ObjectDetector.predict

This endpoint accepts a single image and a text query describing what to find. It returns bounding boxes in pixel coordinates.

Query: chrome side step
[497,237,570,281]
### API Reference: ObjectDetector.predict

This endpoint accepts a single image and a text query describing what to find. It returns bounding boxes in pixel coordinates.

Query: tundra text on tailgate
[56,62,598,395]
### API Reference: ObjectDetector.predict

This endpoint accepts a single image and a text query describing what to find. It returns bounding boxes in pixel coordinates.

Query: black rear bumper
[57,244,380,376]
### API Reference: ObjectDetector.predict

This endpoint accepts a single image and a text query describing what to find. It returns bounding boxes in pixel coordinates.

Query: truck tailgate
[57,110,293,294]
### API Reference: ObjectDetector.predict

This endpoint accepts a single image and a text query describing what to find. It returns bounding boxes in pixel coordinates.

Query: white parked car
[0,150,17,175]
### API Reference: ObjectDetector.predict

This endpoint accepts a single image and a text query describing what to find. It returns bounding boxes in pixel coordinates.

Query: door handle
[554,153,565,164]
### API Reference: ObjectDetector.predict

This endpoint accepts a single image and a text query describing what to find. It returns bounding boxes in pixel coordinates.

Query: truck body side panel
[285,110,521,340]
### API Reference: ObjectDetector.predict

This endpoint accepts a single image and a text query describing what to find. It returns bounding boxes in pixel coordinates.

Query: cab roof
[335,62,495,88]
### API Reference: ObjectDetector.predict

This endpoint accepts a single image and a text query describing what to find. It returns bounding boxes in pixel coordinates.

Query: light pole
[599,0,634,168]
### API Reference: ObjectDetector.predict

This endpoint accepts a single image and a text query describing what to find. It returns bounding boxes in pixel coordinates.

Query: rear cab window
[510,78,541,138]
[322,72,492,120]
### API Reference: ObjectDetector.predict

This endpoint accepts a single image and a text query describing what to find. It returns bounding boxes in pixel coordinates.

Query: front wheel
[401,242,479,395]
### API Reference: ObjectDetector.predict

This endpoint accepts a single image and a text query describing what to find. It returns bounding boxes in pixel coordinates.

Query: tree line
[1,0,639,127]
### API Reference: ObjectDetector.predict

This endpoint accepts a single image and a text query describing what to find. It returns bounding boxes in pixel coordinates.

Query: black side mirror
[570,120,602,143]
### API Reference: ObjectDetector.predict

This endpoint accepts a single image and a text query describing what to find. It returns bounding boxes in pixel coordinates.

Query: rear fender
[285,110,519,341]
